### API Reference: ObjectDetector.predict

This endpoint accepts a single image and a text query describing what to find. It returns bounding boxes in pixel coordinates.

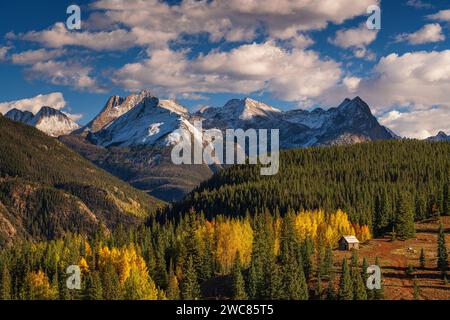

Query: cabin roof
[340,235,359,244]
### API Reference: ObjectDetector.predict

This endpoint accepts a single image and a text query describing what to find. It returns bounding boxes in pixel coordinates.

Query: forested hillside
[171,140,450,237]
[0,210,376,300]
[0,137,448,300]
[0,116,164,246]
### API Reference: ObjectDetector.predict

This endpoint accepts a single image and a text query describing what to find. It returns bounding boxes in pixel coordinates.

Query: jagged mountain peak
[5,108,34,123]
[338,96,372,114]
[213,97,282,121]
[34,106,63,117]
[30,106,80,137]
[83,94,398,149]
[88,97,195,148]
[81,90,155,133]
[427,131,449,142]
[5,106,80,137]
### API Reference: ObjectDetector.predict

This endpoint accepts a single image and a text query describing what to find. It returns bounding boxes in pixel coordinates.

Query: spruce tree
[167,261,180,300]
[352,268,367,300]
[86,271,103,300]
[265,258,283,300]
[443,183,450,216]
[374,192,390,236]
[419,248,426,269]
[338,258,353,300]
[361,257,372,299]
[231,252,247,300]
[326,271,336,300]
[282,253,308,300]
[181,256,201,300]
[102,263,122,300]
[247,261,258,299]
[323,246,333,277]
[437,223,448,275]
[395,193,416,240]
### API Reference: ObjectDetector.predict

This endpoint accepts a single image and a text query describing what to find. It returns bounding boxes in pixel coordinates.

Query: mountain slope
[62,94,398,202]
[5,106,80,137]
[60,134,216,202]
[169,140,450,224]
[88,96,196,148]
[0,115,163,246]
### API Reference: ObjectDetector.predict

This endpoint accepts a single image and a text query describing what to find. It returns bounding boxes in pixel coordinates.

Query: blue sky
[0,0,449,138]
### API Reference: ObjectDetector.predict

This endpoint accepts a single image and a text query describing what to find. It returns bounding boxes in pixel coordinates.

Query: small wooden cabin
[339,236,360,251]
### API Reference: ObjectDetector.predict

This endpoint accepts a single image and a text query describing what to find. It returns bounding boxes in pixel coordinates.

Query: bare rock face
[80,90,153,134]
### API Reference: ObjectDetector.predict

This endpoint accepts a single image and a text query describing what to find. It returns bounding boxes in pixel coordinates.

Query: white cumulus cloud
[329,24,378,59]
[427,9,450,22]
[113,42,342,103]
[0,92,66,114]
[395,23,445,45]
[322,50,450,138]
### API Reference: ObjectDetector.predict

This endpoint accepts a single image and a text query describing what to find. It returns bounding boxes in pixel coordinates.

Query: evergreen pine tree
[338,258,353,300]
[395,193,416,240]
[361,257,372,299]
[86,271,103,300]
[415,195,427,221]
[323,246,333,277]
[167,261,180,300]
[419,248,426,269]
[102,263,122,300]
[181,256,201,300]
[437,223,448,275]
[265,258,283,300]
[247,261,258,299]
[231,252,247,300]
[374,192,391,236]
[352,268,367,300]
[443,183,450,216]
[326,271,336,300]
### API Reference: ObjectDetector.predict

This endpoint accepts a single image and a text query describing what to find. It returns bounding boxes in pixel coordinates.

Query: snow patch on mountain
[89,96,197,147]
[81,90,153,133]
[85,94,398,150]
[5,106,80,137]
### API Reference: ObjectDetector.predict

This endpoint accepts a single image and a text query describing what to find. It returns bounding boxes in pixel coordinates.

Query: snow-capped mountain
[88,96,201,148]
[5,106,80,137]
[427,131,450,142]
[86,94,397,149]
[80,90,153,134]
[199,98,282,127]
[197,96,396,148]
[286,96,397,147]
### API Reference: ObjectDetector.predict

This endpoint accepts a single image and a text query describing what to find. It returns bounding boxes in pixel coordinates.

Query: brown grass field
[334,216,450,300]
